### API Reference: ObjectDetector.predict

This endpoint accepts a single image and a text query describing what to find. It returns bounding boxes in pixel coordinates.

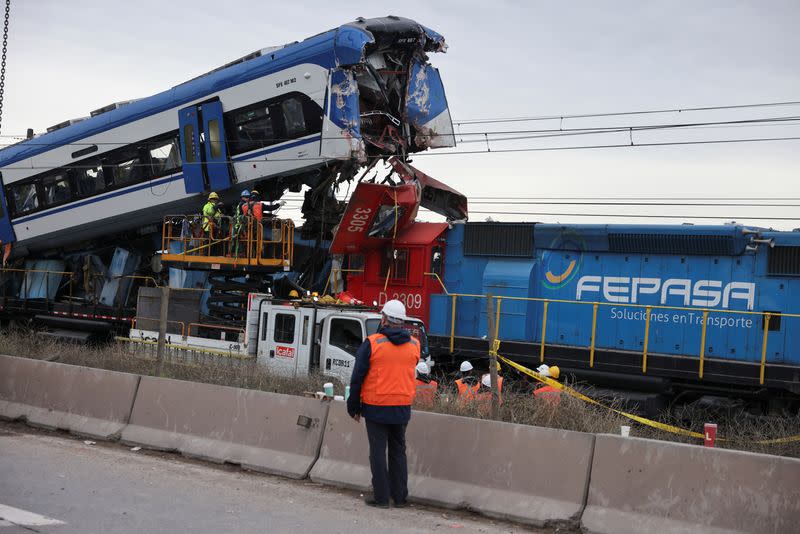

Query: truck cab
[245,295,431,384]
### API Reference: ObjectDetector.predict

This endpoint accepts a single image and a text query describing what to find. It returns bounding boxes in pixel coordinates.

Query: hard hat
[241,189,251,197]
[208,192,220,200]
[380,299,407,322]
[288,289,299,298]
[415,361,430,376]
[251,189,260,196]
[548,366,561,380]
[459,361,473,373]
[481,374,491,388]
[537,364,551,377]
[496,361,502,372]
[311,292,319,297]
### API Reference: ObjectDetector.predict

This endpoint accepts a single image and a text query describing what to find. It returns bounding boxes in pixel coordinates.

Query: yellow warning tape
[491,340,800,445]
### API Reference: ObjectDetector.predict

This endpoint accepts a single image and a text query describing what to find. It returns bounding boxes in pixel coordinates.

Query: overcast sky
[5,1,800,228]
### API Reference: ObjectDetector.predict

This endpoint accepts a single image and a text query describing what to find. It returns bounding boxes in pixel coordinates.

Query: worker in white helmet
[455,360,479,401]
[347,299,419,508]
[414,361,438,407]
[477,360,504,406]
[533,364,562,405]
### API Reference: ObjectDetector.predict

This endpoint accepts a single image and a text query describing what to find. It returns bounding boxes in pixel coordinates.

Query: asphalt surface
[0,422,556,533]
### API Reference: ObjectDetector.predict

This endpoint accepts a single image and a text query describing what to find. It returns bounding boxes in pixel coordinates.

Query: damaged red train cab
[330,158,466,323]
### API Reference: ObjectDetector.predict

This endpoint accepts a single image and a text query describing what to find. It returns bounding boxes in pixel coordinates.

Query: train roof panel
[0,16,444,168]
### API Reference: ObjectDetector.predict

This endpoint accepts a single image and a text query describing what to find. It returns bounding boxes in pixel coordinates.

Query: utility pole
[486,294,499,419]
[155,284,170,376]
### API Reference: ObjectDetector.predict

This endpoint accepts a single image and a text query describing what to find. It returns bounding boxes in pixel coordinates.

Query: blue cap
[241,189,251,197]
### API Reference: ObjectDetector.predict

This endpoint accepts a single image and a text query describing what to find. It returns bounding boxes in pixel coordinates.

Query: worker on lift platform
[202,192,223,237]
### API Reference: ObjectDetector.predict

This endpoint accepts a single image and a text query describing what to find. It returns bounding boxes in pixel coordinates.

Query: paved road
[0,422,553,533]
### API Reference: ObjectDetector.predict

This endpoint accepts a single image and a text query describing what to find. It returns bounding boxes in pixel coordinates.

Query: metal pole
[539,300,549,363]
[449,294,457,354]
[589,303,599,368]
[699,309,709,379]
[759,313,771,385]
[156,284,170,376]
[486,294,499,419]
[642,306,652,373]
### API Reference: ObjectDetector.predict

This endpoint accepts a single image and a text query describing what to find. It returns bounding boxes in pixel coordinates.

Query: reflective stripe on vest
[361,333,420,406]
[476,376,504,404]
[455,379,479,400]
[415,379,438,405]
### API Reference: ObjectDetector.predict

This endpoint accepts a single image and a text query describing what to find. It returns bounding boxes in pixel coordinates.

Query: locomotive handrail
[440,286,788,386]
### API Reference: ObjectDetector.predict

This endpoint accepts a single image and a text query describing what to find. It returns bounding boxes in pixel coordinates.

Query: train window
[207,120,222,158]
[329,318,363,356]
[227,104,277,155]
[42,172,72,207]
[281,97,307,138]
[73,161,106,198]
[430,246,443,275]
[380,248,408,281]
[274,313,296,343]
[9,182,39,215]
[149,136,181,177]
[106,146,148,188]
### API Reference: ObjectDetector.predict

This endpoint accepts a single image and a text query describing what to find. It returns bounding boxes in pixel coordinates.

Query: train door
[178,100,235,194]
[0,172,16,246]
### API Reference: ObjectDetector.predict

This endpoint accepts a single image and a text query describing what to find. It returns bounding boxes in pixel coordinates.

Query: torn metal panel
[330,181,420,254]
[326,69,367,162]
[405,60,455,149]
[388,157,468,221]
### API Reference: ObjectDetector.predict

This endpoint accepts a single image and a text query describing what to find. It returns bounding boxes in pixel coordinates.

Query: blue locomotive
[424,222,800,411]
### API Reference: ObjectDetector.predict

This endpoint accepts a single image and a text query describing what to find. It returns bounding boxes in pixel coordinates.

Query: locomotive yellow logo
[541,229,585,289]
[545,259,577,285]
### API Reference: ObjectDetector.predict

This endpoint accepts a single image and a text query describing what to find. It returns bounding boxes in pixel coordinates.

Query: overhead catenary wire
[2,135,799,171]
[2,114,800,148]
[452,100,800,126]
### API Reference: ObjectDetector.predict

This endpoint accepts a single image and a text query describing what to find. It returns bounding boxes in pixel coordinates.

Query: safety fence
[2,353,798,532]
[428,271,796,386]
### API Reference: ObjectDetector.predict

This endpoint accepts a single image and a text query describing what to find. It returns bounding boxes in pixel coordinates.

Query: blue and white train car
[0,16,454,257]
[428,222,800,409]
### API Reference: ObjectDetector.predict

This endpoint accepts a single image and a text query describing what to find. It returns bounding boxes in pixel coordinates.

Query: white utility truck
[244,294,432,384]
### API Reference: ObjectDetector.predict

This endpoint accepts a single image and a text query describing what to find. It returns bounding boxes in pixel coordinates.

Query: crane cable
[0,0,9,136]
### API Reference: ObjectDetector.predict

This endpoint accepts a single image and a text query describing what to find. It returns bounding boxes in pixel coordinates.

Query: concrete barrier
[310,402,595,526]
[582,434,800,534]
[0,354,140,439]
[121,376,329,479]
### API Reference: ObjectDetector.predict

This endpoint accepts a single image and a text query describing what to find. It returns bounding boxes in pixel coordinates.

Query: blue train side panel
[430,223,800,368]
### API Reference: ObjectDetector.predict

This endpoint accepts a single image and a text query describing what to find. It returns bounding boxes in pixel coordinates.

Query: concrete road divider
[582,434,800,534]
[0,354,140,439]
[310,402,595,526]
[121,376,329,479]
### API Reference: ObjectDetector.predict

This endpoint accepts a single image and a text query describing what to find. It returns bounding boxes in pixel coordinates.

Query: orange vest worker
[415,379,438,405]
[361,334,420,406]
[476,374,504,405]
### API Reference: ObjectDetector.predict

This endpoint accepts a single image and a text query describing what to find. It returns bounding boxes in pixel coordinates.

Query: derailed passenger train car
[0,16,454,258]
[423,222,800,411]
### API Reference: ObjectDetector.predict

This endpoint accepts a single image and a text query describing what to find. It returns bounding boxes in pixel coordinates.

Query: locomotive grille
[608,233,735,255]
[768,246,800,275]
[464,223,535,257]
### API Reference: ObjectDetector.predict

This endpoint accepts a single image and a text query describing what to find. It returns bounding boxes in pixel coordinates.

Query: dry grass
[3,330,799,458]
[0,329,337,397]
